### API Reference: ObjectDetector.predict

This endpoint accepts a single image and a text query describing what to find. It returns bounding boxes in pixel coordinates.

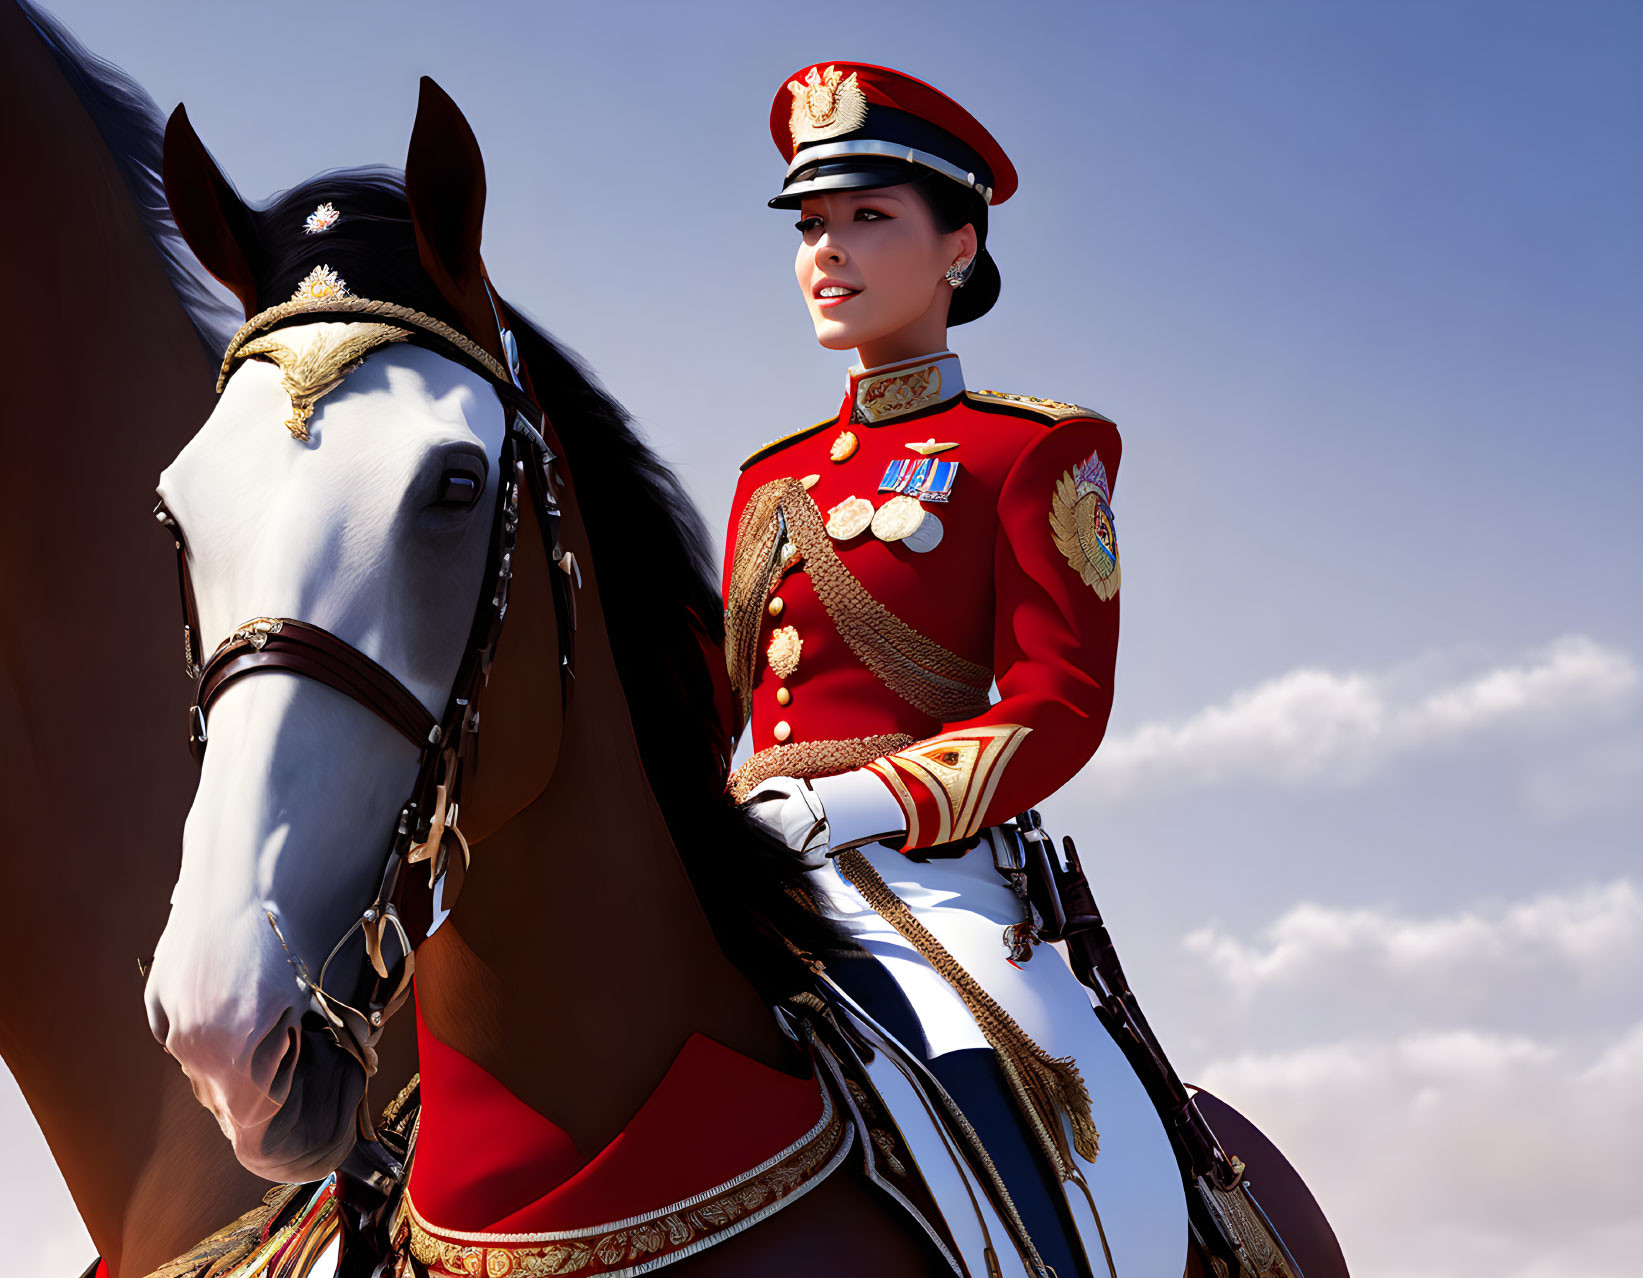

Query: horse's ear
[405,77,499,358]
[162,104,260,316]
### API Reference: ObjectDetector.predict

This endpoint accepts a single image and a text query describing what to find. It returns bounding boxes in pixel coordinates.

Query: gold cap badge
[788,65,868,147]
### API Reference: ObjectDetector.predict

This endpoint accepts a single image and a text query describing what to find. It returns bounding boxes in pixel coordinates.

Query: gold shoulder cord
[834,847,1100,1180]
[725,477,992,730]
[727,480,1098,1186]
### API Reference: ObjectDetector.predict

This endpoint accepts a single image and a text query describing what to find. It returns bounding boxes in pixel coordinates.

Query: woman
[724,62,1188,1277]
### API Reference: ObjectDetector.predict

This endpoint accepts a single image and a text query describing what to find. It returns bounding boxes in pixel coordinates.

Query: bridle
[154,293,578,1137]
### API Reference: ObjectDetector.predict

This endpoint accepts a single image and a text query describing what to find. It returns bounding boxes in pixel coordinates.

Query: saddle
[127,820,1346,1278]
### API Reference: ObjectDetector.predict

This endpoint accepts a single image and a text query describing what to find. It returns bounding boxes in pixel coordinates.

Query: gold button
[767,596,784,617]
[773,720,792,743]
[776,686,791,706]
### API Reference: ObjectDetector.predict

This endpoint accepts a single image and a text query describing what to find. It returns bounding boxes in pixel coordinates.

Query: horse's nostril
[145,984,171,1050]
[254,1016,301,1101]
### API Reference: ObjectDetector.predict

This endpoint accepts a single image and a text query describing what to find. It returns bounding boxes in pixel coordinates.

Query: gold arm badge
[788,65,869,147]
[1049,450,1120,601]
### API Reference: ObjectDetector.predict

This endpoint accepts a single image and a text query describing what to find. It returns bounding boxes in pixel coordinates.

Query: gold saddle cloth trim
[390,1068,850,1277]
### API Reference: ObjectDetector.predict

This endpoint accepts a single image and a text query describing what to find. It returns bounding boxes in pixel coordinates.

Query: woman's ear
[163,104,261,315]
[951,223,980,273]
[405,77,502,361]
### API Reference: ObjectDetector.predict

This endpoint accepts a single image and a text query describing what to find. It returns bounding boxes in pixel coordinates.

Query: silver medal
[902,510,944,554]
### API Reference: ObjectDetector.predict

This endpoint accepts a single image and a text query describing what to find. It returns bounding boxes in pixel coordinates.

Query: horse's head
[143,82,567,1180]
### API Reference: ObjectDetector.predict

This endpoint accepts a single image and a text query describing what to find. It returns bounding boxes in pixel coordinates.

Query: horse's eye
[435,470,482,509]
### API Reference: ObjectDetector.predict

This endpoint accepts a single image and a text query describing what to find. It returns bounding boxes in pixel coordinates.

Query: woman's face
[793,186,975,360]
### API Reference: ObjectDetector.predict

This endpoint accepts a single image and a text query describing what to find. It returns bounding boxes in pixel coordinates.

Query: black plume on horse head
[161,78,840,997]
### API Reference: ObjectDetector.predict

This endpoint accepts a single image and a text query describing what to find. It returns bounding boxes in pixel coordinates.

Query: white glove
[743,775,830,865]
[743,769,908,865]
[810,768,907,852]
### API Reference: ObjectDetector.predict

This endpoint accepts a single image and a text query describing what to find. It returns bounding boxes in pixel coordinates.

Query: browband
[216,295,512,393]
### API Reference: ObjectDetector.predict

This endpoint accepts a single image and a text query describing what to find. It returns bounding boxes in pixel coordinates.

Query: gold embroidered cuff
[865,725,1032,849]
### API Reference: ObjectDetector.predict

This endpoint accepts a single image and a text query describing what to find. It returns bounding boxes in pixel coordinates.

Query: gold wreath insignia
[1049,456,1120,601]
[788,65,869,147]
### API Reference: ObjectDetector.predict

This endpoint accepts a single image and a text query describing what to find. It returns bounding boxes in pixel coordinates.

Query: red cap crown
[768,62,1018,206]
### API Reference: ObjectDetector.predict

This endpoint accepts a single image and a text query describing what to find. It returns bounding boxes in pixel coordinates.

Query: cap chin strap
[787,138,994,203]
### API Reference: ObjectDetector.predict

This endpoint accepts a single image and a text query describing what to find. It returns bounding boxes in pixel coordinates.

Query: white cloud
[1090,634,1637,798]
[1165,881,1643,1277]
[1184,879,1643,997]
[1191,1024,1643,1278]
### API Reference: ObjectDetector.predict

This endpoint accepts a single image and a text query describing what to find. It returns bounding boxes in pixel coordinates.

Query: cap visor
[768,160,920,209]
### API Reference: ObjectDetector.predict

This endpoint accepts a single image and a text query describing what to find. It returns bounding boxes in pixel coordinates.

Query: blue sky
[5,3,1639,1275]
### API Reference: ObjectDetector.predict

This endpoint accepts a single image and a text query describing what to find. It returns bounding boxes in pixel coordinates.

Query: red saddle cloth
[409,1001,825,1233]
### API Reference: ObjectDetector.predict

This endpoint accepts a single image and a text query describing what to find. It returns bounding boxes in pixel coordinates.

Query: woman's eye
[855,208,887,221]
[795,216,823,234]
[434,470,483,509]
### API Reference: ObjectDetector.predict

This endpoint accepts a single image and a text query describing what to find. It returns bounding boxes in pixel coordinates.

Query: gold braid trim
[217,297,511,393]
[729,733,916,802]
[390,1073,850,1277]
[137,1184,302,1278]
[834,848,1100,1179]
[725,479,791,727]
[142,1081,414,1278]
[725,477,992,728]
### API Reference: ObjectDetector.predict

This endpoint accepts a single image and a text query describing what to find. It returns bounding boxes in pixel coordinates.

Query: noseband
[155,298,577,1133]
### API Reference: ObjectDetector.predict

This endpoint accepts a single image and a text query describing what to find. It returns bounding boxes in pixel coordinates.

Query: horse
[22,17,1347,1261]
[0,4,346,1272]
[139,77,976,1276]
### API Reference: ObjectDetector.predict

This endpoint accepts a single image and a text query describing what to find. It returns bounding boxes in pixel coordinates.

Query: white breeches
[808,842,1189,1277]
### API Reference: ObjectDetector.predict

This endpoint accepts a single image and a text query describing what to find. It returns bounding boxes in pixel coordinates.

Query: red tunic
[723,353,1122,851]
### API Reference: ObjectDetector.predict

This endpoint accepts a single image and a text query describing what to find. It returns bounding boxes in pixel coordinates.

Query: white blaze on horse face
[145,326,506,1180]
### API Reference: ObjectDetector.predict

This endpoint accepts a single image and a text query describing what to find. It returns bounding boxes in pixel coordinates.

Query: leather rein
[154,300,577,1138]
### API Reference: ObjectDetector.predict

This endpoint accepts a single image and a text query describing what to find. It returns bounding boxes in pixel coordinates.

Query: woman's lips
[815,286,860,310]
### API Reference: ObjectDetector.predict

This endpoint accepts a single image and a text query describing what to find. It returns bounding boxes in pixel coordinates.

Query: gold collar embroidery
[849,353,964,426]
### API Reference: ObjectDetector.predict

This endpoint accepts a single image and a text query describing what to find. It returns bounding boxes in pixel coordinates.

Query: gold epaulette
[741,416,838,471]
[964,389,1113,425]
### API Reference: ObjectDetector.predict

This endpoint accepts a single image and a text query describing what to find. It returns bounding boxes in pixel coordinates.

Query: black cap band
[771,103,994,208]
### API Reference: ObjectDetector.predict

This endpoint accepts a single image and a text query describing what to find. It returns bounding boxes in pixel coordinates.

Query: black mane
[240,169,839,997]
[508,311,843,994]
[22,0,239,356]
